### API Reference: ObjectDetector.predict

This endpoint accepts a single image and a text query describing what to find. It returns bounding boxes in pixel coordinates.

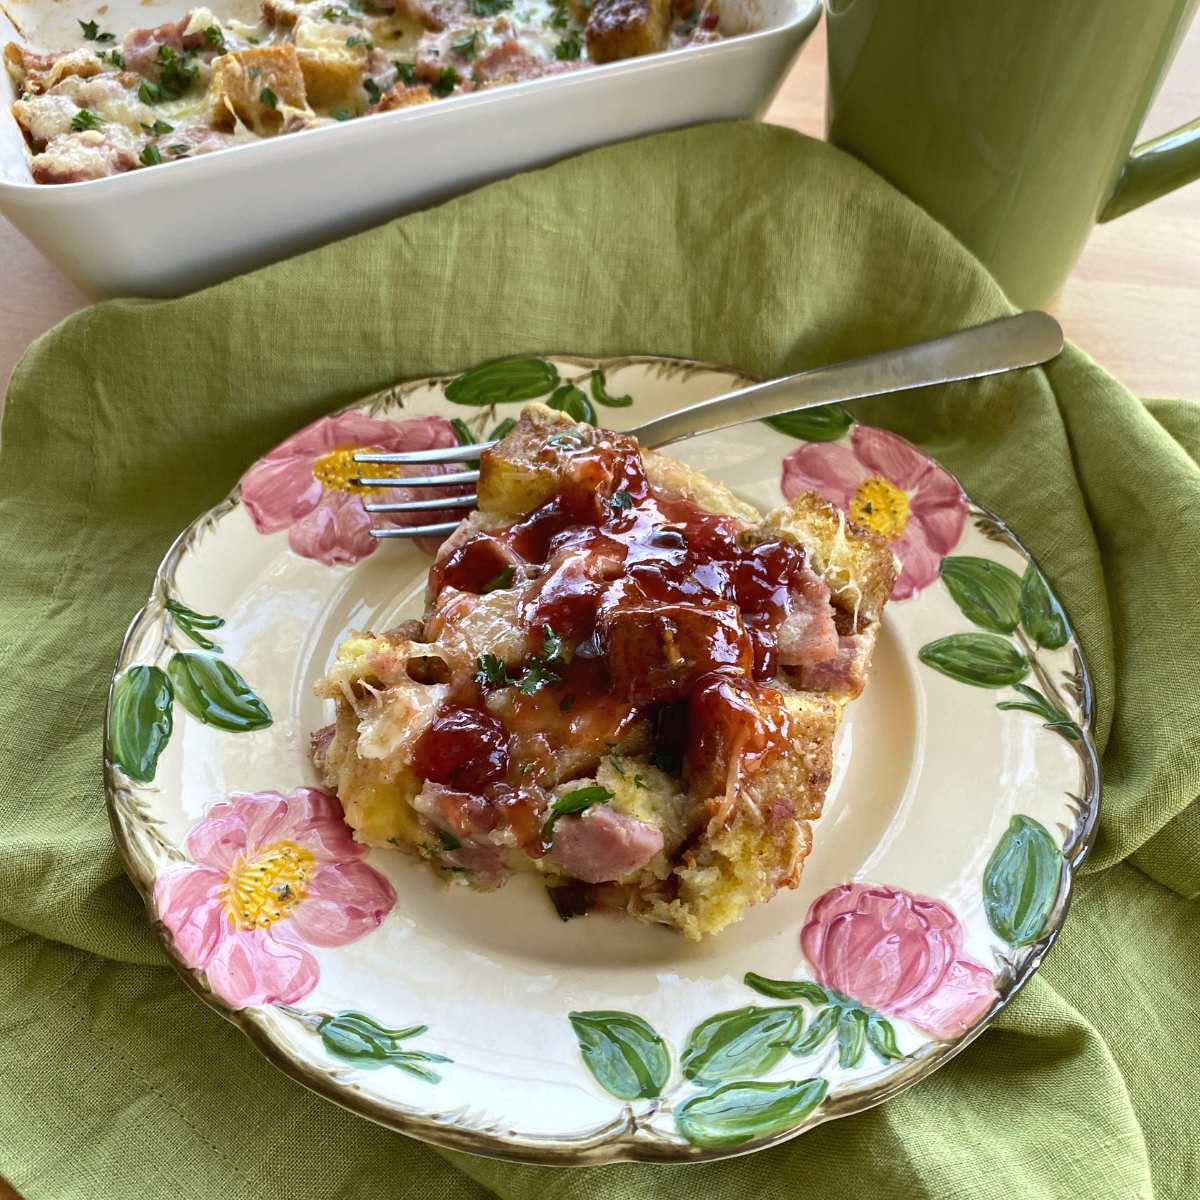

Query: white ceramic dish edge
[0,0,820,298]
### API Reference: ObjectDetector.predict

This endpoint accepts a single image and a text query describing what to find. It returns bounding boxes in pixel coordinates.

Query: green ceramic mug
[824,0,1200,307]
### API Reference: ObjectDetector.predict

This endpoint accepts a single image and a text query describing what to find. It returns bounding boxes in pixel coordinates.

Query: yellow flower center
[312,446,400,494]
[848,476,911,541]
[225,840,315,931]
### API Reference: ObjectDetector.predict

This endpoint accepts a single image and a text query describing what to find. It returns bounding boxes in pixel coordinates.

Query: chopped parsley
[468,0,513,13]
[542,785,613,841]
[451,30,479,58]
[363,77,382,104]
[323,4,352,17]
[540,624,567,662]
[549,0,570,28]
[139,143,163,166]
[554,32,583,60]
[475,625,568,694]
[332,107,353,120]
[246,34,262,44]
[634,774,648,790]
[346,34,373,48]
[431,67,459,97]
[138,83,161,104]
[78,19,115,42]
[168,143,189,157]
[437,828,463,851]
[482,565,515,593]
[610,490,633,511]
[260,86,279,109]
[203,25,226,51]
[100,48,124,68]
[247,66,261,80]
[474,654,510,686]
[395,61,417,83]
[155,45,198,99]
[70,108,101,132]
[516,661,562,694]
[607,756,626,777]
[140,118,174,135]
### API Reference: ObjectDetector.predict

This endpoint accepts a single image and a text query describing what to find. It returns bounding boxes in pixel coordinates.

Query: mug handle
[1099,116,1200,221]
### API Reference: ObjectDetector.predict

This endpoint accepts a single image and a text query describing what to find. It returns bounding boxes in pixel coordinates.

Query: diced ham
[777,566,838,668]
[122,17,188,75]
[548,804,663,883]
[412,781,500,841]
[411,782,509,880]
[797,629,878,699]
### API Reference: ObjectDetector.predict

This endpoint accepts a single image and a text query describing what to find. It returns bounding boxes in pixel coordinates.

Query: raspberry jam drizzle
[420,427,812,850]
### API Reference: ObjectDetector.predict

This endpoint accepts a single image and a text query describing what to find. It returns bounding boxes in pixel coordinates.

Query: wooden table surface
[1,13,1197,1200]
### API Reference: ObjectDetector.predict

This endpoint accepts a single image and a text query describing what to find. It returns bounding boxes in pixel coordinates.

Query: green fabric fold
[1,121,1196,1198]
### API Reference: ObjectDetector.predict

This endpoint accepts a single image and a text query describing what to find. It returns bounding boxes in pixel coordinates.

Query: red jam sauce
[418,427,811,838]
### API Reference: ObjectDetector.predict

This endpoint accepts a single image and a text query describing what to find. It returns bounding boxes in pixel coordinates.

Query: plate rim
[103,352,1102,1166]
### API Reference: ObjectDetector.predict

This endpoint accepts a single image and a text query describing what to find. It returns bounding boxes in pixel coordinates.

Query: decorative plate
[105,355,1100,1164]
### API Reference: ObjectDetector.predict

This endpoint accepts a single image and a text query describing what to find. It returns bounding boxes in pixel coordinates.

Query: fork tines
[352,446,484,539]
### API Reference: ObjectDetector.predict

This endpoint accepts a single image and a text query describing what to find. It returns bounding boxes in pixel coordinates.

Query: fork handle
[629,312,1063,449]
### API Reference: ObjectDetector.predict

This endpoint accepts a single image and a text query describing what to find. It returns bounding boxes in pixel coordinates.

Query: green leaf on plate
[316,1010,450,1081]
[918,632,1028,688]
[542,784,611,841]
[449,416,476,445]
[488,416,517,442]
[109,664,174,783]
[568,1010,670,1100]
[681,1005,804,1085]
[764,404,853,443]
[166,599,225,650]
[547,383,596,425]
[443,357,560,406]
[790,1006,839,1056]
[866,1014,903,1063]
[983,814,1062,947]
[836,1007,867,1068]
[939,556,1023,633]
[167,652,272,732]
[997,683,1081,742]
[1018,564,1070,649]
[589,369,633,407]
[743,972,828,1005]
[674,1078,829,1148]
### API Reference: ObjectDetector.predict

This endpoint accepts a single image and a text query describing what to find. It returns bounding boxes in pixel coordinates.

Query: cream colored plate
[105,355,1099,1164]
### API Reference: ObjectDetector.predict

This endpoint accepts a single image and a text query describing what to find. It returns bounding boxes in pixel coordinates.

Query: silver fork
[353,311,1063,539]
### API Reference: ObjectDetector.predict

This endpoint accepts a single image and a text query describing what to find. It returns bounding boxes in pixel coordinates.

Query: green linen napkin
[2,121,1198,1200]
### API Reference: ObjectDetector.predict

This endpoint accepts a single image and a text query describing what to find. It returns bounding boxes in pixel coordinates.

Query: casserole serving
[0,0,819,296]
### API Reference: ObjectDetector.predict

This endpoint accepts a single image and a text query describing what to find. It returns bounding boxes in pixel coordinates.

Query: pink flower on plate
[240,411,471,566]
[781,425,967,599]
[801,882,996,1040]
[154,788,395,1008]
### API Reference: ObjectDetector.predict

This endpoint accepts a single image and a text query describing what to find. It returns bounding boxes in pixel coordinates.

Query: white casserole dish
[0,0,819,298]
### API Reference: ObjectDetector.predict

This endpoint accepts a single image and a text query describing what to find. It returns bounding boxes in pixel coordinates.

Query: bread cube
[208,45,308,135]
[586,0,672,64]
